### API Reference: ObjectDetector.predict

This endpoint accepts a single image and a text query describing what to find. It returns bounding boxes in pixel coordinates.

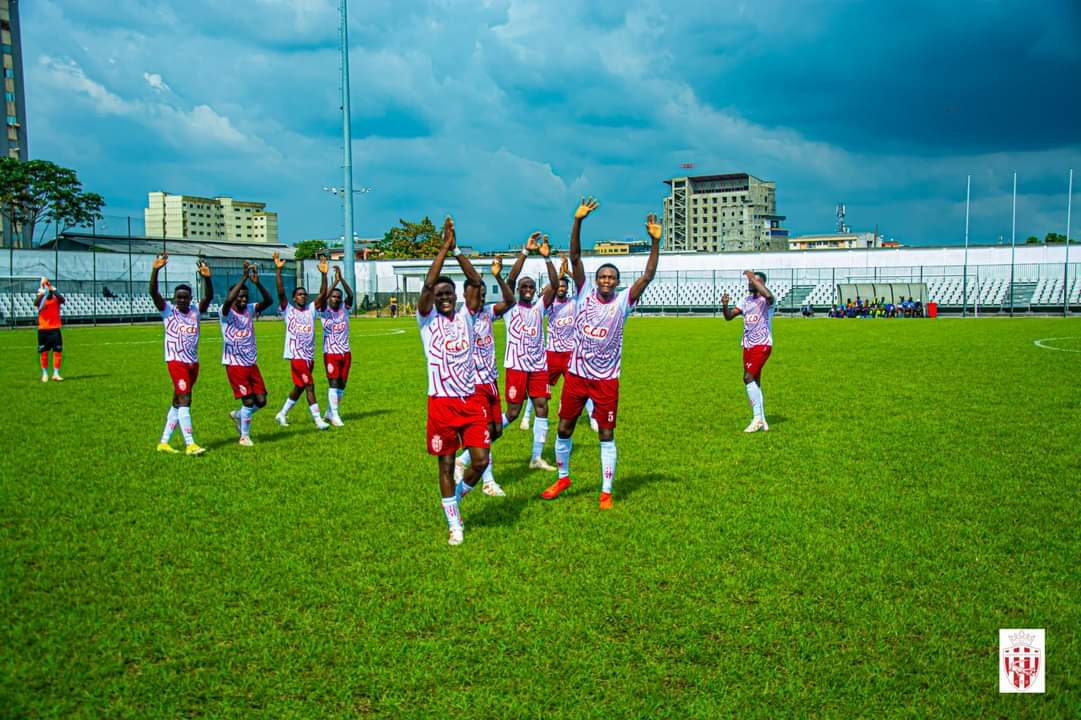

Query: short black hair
[596,263,621,281]
[433,275,456,289]
[754,272,767,283]
[517,276,536,289]
[175,284,192,295]
[293,286,307,295]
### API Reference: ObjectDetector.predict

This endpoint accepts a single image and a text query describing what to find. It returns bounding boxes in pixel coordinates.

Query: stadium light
[339,0,357,291]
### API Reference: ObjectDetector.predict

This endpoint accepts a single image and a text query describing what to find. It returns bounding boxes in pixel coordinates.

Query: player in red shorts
[722,270,775,432]
[417,217,489,546]
[222,262,275,446]
[501,233,560,470]
[273,251,329,430]
[315,261,354,427]
[542,199,662,509]
[452,252,518,496]
[150,253,213,455]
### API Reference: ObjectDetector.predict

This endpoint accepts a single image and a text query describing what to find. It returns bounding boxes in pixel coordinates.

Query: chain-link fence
[2,245,1080,326]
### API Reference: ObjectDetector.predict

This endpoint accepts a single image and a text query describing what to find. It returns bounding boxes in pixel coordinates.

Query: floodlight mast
[340,0,356,290]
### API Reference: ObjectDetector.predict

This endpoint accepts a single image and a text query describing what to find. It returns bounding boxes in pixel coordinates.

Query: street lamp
[323,186,372,197]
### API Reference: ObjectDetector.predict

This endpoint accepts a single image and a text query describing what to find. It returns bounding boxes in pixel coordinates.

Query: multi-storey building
[1,0,27,247]
[662,173,787,253]
[144,192,279,244]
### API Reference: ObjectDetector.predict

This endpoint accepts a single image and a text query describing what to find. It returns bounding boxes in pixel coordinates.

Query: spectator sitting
[801,303,814,318]
[102,285,117,299]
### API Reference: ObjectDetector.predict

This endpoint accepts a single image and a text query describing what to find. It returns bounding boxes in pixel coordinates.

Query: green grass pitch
[2,316,1079,717]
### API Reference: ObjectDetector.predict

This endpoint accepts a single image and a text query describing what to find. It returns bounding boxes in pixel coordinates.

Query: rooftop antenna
[836,203,849,233]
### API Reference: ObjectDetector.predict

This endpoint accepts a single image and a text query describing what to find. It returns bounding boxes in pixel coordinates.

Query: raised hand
[272,251,285,270]
[334,265,343,281]
[248,265,259,282]
[743,270,756,282]
[646,213,662,242]
[559,255,569,277]
[442,216,456,250]
[525,231,542,252]
[242,260,252,275]
[721,292,731,305]
[197,260,211,277]
[539,234,551,258]
[491,257,503,277]
[152,253,169,270]
[575,196,599,220]
[319,255,329,274]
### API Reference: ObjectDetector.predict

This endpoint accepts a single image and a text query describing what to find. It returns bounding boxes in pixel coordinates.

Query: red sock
[53,352,62,370]
[40,351,48,370]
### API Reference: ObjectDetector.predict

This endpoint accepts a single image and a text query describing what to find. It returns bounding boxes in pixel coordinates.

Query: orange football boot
[542,476,572,500]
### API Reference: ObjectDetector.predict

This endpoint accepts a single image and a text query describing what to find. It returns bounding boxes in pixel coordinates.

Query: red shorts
[290,358,315,387]
[226,364,267,399]
[325,352,352,382]
[743,345,772,377]
[546,350,571,387]
[426,395,491,456]
[473,382,502,424]
[167,361,199,395]
[559,372,620,430]
[505,368,550,404]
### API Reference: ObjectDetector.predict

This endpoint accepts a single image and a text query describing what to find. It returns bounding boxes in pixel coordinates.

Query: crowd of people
[825,297,924,319]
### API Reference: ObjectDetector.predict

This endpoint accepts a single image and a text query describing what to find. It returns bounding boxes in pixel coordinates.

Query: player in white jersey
[273,251,330,430]
[315,262,354,427]
[149,253,213,456]
[542,200,662,509]
[417,217,490,546]
[223,262,275,446]
[722,271,775,432]
[500,234,560,471]
[453,253,519,496]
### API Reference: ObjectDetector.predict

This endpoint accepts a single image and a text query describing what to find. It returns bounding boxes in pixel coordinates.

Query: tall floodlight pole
[1065,168,1073,317]
[963,175,971,317]
[1010,172,1017,316]
[340,0,357,292]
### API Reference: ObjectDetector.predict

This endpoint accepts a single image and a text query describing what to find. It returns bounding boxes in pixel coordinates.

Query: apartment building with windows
[1,0,27,247]
[662,173,788,253]
[144,192,279,244]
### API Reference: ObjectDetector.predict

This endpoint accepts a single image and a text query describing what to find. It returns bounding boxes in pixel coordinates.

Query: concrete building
[144,192,279,244]
[594,240,652,255]
[789,232,883,251]
[662,173,788,253]
[1,0,27,248]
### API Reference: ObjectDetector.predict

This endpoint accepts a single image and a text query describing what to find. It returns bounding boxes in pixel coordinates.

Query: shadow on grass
[340,408,393,422]
[52,373,111,382]
[766,414,789,426]
[204,428,302,450]
[611,472,679,501]
[464,460,543,529]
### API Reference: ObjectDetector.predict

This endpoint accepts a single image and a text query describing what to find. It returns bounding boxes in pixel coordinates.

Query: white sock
[177,406,195,445]
[441,497,462,531]
[555,435,572,479]
[746,381,764,419]
[531,416,549,460]
[328,388,340,418]
[457,449,471,467]
[160,407,179,444]
[309,403,322,422]
[240,405,255,436]
[482,458,495,485]
[281,397,297,416]
[600,440,617,493]
[501,413,510,428]
[585,398,595,418]
[522,401,533,423]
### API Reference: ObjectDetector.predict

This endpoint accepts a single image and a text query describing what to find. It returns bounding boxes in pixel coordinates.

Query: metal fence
[3,246,1080,326]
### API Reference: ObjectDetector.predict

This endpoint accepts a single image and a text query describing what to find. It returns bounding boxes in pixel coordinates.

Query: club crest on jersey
[581,324,609,339]
[508,386,518,401]
[431,434,443,453]
[327,362,335,374]
[238,384,248,395]
[177,379,187,391]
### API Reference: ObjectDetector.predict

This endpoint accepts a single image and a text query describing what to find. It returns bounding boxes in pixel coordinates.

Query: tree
[372,217,443,258]
[1025,236,1040,244]
[1045,232,1067,244]
[0,158,105,246]
[294,239,328,260]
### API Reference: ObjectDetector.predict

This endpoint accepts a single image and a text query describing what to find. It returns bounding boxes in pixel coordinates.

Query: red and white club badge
[431,435,443,453]
[1000,629,1045,693]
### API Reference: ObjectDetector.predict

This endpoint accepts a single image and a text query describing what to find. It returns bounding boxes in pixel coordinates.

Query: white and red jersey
[320,305,351,354]
[161,301,200,364]
[220,302,259,366]
[282,301,316,361]
[739,294,774,348]
[418,304,476,398]
[545,296,576,352]
[471,303,499,385]
[503,301,546,372]
[568,279,636,380]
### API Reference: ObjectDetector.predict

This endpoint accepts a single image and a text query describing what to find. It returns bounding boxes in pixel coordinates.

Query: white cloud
[142,72,170,93]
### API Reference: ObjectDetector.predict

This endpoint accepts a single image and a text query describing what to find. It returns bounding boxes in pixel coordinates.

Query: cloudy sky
[23,0,1081,249]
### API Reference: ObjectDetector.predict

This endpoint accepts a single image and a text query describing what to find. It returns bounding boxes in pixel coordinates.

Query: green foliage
[373,216,443,258]
[2,318,1080,716]
[0,158,105,245]
[1025,236,1040,244]
[1045,232,1068,244]
[293,239,328,260]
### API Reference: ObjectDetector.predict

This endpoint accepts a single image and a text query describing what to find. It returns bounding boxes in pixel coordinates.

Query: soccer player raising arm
[150,253,212,455]
[274,251,329,430]
[721,270,775,432]
[315,260,355,427]
[222,262,272,446]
